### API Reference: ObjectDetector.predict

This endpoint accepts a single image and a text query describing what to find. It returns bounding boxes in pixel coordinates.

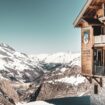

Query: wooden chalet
[74,0,105,86]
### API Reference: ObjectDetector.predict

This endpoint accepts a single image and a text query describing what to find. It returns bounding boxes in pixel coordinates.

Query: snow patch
[54,75,85,86]
[60,68,67,73]
[16,101,54,105]
[30,52,80,65]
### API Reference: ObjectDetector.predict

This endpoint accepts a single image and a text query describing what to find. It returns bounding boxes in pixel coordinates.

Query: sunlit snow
[16,101,54,105]
[47,74,85,86]
[56,75,85,86]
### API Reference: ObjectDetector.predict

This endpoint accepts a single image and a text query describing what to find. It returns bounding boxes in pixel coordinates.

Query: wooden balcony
[94,35,105,44]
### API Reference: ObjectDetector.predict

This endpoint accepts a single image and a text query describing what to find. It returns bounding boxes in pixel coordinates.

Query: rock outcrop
[0,79,19,104]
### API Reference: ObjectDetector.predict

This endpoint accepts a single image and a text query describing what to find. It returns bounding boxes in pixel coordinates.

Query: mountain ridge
[0,43,81,83]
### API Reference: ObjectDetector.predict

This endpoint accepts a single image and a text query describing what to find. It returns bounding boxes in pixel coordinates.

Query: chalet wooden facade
[73,0,105,88]
[74,0,105,80]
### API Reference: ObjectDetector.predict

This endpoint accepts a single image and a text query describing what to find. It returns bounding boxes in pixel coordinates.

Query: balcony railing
[94,35,105,44]
[94,66,105,76]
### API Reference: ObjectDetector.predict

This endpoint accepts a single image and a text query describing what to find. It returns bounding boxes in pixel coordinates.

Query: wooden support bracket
[85,76,92,83]
[93,76,103,87]
[82,74,103,87]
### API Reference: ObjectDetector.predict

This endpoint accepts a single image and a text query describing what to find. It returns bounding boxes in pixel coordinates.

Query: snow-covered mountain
[0,43,44,82]
[30,52,81,72]
[30,52,80,65]
[0,43,81,83]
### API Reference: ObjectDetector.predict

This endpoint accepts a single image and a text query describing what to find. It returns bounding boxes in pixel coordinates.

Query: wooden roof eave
[73,0,92,27]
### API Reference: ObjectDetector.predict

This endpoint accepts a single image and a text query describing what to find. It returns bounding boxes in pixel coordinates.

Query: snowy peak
[44,52,80,64]
[0,43,15,52]
[30,52,81,66]
[0,43,44,82]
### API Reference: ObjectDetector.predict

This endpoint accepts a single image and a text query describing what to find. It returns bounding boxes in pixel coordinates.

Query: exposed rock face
[0,96,15,105]
[36,81,90,100]
[13,65,91,102]
[0,79,19,103]
[27,66,91,101]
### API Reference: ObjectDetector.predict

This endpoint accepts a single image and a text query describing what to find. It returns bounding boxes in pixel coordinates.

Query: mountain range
[0,43,80,83]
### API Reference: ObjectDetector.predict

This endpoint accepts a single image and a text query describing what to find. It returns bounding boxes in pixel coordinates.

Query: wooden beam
[82,74,92,83]
[85,76,92,83]
[88,5,101,9]
[82,74,103,87]
[93,76,103,87]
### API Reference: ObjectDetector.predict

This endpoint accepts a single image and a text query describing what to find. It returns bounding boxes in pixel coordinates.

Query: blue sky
[0,0,86,54]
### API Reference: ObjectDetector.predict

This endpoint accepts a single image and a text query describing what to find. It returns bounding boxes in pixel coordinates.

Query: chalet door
[93,48,105,76]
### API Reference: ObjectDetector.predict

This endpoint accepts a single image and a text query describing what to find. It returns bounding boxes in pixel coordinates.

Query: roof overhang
[73,0,92,27]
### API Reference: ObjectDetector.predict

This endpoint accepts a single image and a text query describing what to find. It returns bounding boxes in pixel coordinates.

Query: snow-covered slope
[30,54,49,61]
[30,52,80,65]
[16,101,54,105]
[0,43,44,82]
[53,74,85,86]
[44,52,80,64]
[30,52,81,72]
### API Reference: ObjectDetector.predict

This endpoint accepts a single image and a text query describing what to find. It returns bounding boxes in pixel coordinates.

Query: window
[94,49,103,66]
[93,26,101,35]
[93,26,105,35]
[93,48,105,76]
[101,26,105,34]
